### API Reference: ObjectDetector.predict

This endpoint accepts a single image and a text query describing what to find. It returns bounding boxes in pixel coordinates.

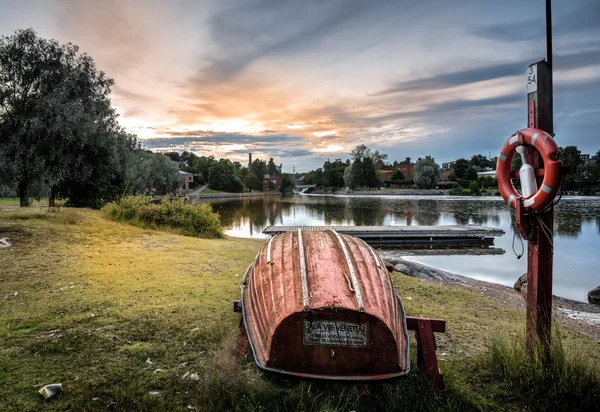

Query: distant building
[581,154,591,164]
[442,161,455,170]
[179,170,194,190]
[439,168,453,182]
[393,162,414,180]
[477,170,497,178]
[263,173,282,190]
[378,170,394,183]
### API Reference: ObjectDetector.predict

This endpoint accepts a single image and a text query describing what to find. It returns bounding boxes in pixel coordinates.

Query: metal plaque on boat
[303,320,369,348]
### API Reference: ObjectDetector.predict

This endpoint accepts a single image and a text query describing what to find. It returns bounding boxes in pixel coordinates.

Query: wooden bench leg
[232,300,249,356]
[407,316,445,390]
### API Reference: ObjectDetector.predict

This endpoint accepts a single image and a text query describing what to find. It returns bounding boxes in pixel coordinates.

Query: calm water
[202,195,600,302]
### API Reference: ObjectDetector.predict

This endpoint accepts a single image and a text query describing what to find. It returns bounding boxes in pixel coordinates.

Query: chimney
[249,153,252,169]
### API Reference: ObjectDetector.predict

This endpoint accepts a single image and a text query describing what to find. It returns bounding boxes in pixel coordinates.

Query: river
[201,194,600,303]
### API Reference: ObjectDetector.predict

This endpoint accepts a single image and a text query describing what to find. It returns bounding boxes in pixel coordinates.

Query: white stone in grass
[38,384,62,398]
[146,358,153,365]
[189,373,199,381]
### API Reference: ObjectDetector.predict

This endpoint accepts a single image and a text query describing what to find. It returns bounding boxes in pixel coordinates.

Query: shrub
[468,181,481,196]
[103,195,222,238]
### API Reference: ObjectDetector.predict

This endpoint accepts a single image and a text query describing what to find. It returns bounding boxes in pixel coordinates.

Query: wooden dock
[262,225,504,247]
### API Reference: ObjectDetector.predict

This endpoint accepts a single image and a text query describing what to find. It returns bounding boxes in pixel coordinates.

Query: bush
[468,181,481,196]
[436,181,460,189]
[103,195,222,238]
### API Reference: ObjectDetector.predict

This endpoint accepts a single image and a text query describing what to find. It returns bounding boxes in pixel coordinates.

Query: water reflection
[201,195,600,302]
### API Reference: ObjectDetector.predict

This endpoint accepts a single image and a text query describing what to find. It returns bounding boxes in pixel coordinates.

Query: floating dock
[262,225,504,247]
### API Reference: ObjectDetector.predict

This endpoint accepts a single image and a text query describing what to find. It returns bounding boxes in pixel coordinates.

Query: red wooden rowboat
[239,229,410,380]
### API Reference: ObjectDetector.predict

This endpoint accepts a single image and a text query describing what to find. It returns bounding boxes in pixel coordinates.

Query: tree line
[163,151,292,193]
[303,144,600,191]
[304,146,444,190]
[0,29,184,207]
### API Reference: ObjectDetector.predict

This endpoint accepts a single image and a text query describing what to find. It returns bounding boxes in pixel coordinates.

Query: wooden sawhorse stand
[406,316,446,390]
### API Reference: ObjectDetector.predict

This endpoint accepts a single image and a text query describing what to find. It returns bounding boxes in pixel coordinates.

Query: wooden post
[524,0,554,354]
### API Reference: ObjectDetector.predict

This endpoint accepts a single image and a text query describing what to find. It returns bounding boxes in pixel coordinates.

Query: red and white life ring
[496,127,561,212]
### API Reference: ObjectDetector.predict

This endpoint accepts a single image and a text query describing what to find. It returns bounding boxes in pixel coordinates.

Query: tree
[280,174,295,192]
[470,154,492,169]
[414,158,440,189]
[127,151,182,195]
[344,164,354,188]
[244,173,261,191]
[453,158,470,179]
[349,145,386,188]
[251,159,268,183]
[464,166,478,181]
[560,146,582,167]
[188,155,215,179]
[390,170,405,181]
[322,159,347,188]
[208,159,243,193]
[267,157,280,175]
[163,151,180,162]
[0,29,123,207]
[59,129,137,208]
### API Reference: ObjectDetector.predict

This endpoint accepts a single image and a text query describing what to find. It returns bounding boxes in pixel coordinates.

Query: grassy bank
[0,208,598,411]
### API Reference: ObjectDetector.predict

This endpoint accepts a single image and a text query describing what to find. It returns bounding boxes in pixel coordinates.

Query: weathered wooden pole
[524,0,554,354]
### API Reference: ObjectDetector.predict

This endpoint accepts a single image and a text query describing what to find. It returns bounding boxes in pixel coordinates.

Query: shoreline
[380,252,600,340]
[191,191,281,200]
[308,189,449,196]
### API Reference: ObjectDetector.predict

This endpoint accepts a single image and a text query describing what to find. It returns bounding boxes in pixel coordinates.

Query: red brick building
[179,171,194,190]
[393,162,414,180]
[377,170,394,183]
[439,168,453,182]
[263,173,282,190]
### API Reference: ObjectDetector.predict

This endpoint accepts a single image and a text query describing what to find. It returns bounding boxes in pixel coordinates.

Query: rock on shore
[589,286,600,305]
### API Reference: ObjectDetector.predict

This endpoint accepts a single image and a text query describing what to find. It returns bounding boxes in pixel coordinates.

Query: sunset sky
[1,0,599,171]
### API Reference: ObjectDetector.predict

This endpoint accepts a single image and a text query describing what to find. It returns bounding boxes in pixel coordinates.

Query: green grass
[475,333,600,410]
[198,188,230,195]
[0,208,598,411]
[0,198,49,206]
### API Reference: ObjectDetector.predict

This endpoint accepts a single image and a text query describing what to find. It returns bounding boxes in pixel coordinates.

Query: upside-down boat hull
[240,229,410,380]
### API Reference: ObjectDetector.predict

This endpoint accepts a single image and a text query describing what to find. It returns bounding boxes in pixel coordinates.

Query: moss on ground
[0,208,598,411]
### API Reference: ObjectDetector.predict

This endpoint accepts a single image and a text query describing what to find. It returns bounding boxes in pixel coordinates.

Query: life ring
[496,127,561,212]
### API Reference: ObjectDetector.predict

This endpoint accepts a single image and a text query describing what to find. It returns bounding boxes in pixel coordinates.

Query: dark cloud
[372,61,527,96]
[471,0,600,43]
[143,131,304,147]
[372,49,600,97]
